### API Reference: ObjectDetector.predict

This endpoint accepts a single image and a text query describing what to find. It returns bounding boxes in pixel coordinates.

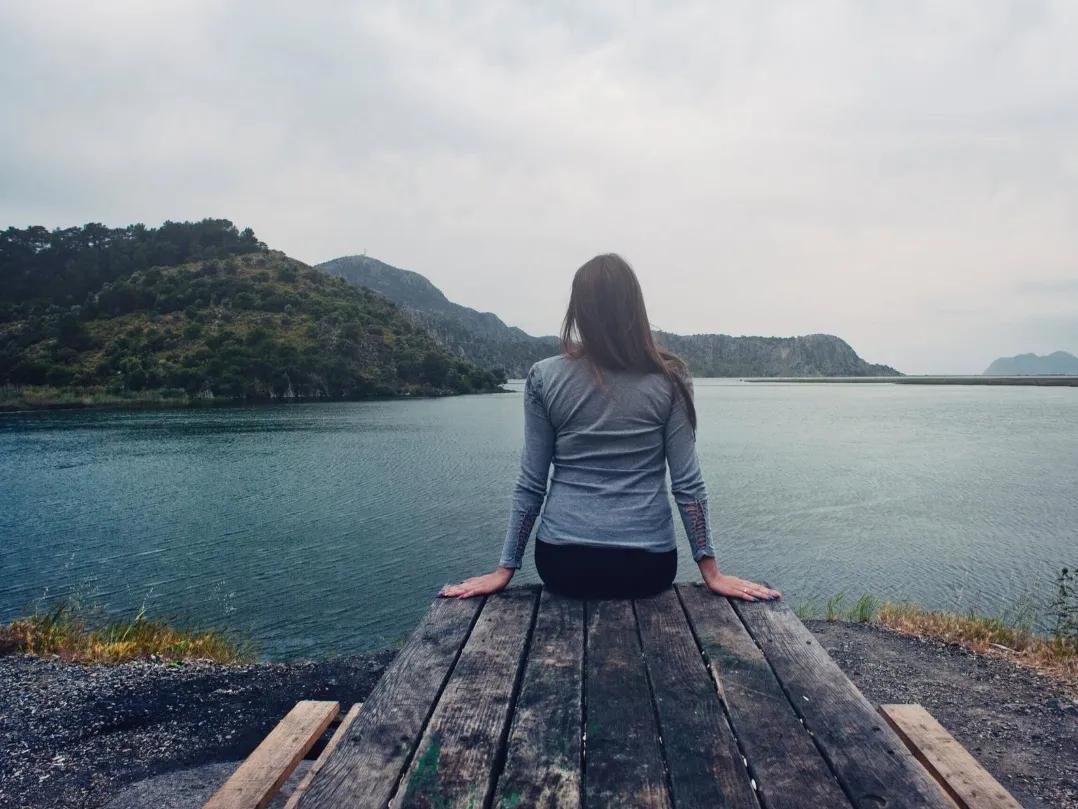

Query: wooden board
[676,585,850,809]
[204,700,339,809]
[492,590,584,809]
[282,703,363,809]
[583,598,672,809]
[394,587,539,809]
[880,704,1021,809]
[732,598,954,809]
[635,589,759,809]
[295,596,483,809]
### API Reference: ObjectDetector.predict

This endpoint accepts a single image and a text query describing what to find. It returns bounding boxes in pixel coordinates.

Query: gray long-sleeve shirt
[498,353,716,569]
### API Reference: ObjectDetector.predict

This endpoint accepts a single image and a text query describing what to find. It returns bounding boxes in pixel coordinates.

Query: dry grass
[0,604,252,664]
[874,602,1078,688]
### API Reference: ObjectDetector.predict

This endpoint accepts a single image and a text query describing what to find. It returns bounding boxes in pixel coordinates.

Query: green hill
[0,221,504,408]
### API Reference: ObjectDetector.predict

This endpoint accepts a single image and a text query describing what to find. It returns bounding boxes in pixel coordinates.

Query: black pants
[535,538,677,599]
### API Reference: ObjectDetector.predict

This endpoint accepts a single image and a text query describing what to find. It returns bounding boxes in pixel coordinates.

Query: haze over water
[2,380,1075,659]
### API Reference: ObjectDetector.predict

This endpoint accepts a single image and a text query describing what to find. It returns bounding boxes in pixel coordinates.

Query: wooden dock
[206,584,1022,809]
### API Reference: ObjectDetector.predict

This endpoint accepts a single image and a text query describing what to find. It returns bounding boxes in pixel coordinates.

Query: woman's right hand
[439,567,514,599]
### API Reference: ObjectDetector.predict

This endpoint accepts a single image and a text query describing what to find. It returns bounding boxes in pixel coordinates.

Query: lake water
[2,380,1076,659]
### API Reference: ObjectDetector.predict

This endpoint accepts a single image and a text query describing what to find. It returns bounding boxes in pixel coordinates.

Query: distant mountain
[319,255,558,376]
[319,254,902,378]
[984,351,1078,376]
[653,331,901,377]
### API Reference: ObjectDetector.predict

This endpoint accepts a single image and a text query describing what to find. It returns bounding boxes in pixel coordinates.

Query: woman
[441,254,779,603]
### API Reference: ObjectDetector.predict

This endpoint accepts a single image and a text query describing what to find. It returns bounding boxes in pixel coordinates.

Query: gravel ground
[809,620,1078,809]
[1,624,1074,809]
[0,652,393,809]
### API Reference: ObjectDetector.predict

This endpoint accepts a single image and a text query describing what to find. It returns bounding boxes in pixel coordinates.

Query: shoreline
[1,622,1074,809]
[742,375,1078,386]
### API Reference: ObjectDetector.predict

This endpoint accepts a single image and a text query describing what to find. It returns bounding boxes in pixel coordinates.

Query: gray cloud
[2,0,1077,373]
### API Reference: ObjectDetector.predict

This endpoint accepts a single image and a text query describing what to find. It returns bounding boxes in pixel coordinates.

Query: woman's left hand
[704,572,781,602]
[439,567,514,599]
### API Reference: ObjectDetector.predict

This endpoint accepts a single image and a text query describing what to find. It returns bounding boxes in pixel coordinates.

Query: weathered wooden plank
[282,703,363,809]
[492,589,584,809]
[732,597,954,809]
[635,589,759,809]
[676,584,851,809]
[880,704,1020,809]
[584,598,672,809]
[394,586,539,809]
[295,596,482,809]
[204,700,339,809]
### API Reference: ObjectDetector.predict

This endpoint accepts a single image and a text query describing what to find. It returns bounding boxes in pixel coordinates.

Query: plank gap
[672,586,762,809]
[631,599,682,809]
[580,599,589,809]
[483,586,543,809]
[728,600,861,809]
[381,594,489,808]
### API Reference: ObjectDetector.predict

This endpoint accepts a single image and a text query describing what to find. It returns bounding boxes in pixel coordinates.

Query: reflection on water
[2,380,1076,659]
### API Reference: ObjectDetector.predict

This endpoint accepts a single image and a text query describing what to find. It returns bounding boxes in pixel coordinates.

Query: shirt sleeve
[665,376,716,562]
[498,363,555,569]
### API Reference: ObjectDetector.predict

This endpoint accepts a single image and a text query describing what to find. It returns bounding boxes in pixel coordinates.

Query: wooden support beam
[282,702,363,809]
[879,704,1022,809]
[203,700,339,809]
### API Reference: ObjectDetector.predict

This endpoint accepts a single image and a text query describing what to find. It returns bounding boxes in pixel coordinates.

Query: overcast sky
[2,2,1076,373]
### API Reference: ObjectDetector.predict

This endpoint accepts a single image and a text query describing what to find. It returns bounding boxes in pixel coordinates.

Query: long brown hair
[560,253,697,431]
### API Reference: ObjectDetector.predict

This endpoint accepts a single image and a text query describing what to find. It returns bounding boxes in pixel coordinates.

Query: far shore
[0,384,512,414]
[743,375,1078,386]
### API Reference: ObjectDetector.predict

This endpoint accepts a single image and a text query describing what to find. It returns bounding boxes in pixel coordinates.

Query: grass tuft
[0,603,252,664]
[874,601,1077,687]
[825,592,847,621]
[847,593,880,623]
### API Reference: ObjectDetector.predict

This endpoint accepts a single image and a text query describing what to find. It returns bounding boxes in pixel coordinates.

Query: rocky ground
[0,624,1074,809]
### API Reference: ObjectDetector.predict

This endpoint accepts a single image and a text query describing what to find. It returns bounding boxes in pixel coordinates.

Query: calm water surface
[2,380,1075,658]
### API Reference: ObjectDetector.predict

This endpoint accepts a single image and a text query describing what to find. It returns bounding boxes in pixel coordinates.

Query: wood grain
[635,589,759,809]
[394,586,539,809]
[203,700,338,809]
[584,598,672,809]
[880,704,1020,809]
[492,589,584,809]
[676,584,850,809]
[733,598,954,809]
[295,596,482,809]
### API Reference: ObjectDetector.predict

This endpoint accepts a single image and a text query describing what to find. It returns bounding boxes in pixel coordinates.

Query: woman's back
[532,353,678,547]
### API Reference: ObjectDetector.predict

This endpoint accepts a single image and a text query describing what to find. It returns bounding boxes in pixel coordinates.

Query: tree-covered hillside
[0,221,504,407]
[1,219,265,309]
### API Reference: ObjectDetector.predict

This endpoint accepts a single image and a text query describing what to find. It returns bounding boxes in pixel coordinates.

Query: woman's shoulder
[529,352,579,380]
